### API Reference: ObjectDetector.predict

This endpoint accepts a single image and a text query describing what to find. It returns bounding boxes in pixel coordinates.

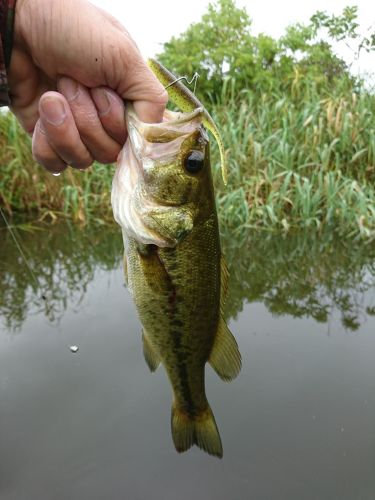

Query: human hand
[9,0,168,173]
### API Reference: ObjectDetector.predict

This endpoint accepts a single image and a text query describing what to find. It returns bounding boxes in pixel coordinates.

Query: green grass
[1,81,375,238]
[213,83,375,240]
[0,111,115,224]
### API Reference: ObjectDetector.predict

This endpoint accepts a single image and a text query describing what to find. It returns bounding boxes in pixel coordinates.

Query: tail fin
[171,403,223,458]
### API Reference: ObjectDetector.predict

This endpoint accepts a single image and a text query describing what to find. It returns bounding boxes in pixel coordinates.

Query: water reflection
[0,224,375,331]
[223,233,375,331]
[1,222,375,498]
[0,222,122,330]
[1,222,374,332]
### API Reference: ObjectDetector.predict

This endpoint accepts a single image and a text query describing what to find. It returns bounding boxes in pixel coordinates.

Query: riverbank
[1,83,374,239]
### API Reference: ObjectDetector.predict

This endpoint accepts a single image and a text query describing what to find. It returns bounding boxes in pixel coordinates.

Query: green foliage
[0,111,114,224]
[160,0,255,98]
[158,1,373,100]
[1,77,375,239]
[1,1,374,240]
[310,6,360,42]
[214,85,375,240]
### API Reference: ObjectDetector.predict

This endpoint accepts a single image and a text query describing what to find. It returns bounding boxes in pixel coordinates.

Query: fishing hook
[165,72,200,95]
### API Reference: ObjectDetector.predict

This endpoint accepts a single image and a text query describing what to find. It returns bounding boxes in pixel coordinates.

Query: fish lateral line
[147,58,227,185]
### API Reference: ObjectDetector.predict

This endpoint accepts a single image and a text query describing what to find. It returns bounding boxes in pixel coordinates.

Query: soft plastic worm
[147,58,227,185]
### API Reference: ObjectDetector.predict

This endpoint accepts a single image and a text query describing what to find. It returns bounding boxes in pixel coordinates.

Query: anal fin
[142,332,160,372]
[209,317,241,381]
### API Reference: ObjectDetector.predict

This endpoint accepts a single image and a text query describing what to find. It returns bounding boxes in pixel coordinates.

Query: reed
[212,83,375,240]
[0,111,115,224]
[0,81,374,239]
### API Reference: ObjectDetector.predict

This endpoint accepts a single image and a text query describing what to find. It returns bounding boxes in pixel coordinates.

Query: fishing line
[0,206,47,302]
[165,72,200,95]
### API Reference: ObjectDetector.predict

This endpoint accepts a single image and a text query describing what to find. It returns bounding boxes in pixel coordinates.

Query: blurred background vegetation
[1,0,374,238]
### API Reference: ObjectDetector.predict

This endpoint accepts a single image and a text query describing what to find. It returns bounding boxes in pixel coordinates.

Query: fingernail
[60,78,80,102]
[40,97,66,126]
[92,88,112,116]
[37,120,46,134]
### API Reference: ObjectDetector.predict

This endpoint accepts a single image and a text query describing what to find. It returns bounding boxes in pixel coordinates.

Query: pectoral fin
[209,317,241,381]
[136,244,171,294]
[142,331,160,372]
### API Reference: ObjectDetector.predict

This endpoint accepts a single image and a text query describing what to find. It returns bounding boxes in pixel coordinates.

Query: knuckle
[65,152,93,168]
[69,157,93,170]
[154,87,169,108]
[32,138,65,171]
[32,143,49,165]
[94,145,121,164]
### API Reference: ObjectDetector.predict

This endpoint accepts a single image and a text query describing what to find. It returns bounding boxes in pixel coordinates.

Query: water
[1,223,375,500]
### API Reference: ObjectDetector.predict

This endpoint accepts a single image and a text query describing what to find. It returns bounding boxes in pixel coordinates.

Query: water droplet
[52,172,61,177]
[70,345,79,353]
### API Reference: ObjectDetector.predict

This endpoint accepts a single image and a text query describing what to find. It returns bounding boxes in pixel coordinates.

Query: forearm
[0,0,16,105]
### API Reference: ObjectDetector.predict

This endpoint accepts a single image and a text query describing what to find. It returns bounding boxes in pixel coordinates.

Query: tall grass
[213,82,375,240]
[1,80,375,238]
[0,111,114,223]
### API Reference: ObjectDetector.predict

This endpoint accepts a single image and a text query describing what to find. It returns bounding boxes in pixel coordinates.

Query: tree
[157,1,373,101]
[158,0,256,99]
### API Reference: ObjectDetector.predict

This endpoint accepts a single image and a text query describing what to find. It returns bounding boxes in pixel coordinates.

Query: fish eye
[184,150,204,174]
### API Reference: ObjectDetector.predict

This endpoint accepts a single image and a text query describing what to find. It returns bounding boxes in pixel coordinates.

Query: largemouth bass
[111,65,241,458]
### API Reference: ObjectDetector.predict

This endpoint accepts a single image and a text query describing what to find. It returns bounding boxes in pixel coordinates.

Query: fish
[111,64,241,458]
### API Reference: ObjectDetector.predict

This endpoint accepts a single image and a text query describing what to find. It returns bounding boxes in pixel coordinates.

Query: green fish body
[111,72,240,458]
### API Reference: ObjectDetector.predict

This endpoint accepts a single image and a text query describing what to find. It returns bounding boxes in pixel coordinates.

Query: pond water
[0,222,375,500]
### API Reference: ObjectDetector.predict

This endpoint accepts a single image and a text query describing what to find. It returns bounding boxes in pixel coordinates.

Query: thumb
[118,55,169,123]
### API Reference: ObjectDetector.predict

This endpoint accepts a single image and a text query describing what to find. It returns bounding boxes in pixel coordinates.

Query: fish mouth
[112,104,205,248]
[125,103,204,144]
